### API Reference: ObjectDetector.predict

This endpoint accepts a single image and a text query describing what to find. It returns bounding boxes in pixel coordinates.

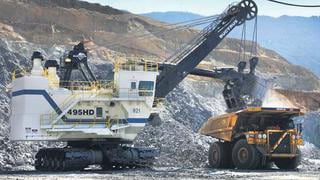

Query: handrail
[59,80,114,91]
[115,60,158,72]
[11,68,29,80]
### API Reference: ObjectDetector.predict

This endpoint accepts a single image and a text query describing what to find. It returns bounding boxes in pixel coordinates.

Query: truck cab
[200,107,303,169]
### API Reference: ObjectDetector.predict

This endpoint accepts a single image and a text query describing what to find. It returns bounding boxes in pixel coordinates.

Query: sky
[84,0,320,17]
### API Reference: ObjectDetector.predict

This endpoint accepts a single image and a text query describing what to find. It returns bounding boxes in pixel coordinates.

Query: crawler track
[34,146,156,171]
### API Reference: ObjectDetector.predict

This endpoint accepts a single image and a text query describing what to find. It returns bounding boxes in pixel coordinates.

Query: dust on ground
[0,167,319,180]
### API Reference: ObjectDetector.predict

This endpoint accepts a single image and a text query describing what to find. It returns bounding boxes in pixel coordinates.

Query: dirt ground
[0,167,319,180]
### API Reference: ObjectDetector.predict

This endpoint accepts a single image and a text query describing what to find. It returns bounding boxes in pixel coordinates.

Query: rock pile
[295,112,320,148]
[300,142,320,171]
[135,117,215,168]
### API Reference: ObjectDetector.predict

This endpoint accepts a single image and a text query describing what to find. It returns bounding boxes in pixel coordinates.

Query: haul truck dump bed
[200,107,304,169]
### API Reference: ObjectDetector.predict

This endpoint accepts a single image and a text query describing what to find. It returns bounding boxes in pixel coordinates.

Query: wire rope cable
[265,0,320,7]
[105,16,220,50]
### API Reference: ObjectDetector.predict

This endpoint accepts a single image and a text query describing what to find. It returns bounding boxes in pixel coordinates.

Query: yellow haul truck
[200,107,304,169]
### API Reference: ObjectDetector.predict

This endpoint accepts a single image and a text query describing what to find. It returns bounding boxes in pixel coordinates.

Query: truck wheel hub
[238,147,249,163]
[212,149,219,163]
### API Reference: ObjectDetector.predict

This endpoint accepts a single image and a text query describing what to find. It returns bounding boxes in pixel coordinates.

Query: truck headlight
[262,134,267,139]
[65,58,72,63]
[258,134,262,139]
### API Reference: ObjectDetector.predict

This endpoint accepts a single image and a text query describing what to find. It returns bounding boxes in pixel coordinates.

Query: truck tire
[274,149,301,170]
[232,139,261,169]
[258,161,273,169]
[35,150,45,171]
[208,142,232,168]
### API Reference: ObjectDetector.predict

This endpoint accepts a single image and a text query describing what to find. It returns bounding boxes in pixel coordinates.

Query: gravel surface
[0,168,319,180]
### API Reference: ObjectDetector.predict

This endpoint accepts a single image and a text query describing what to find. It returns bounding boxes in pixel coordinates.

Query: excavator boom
[155,0,258,98]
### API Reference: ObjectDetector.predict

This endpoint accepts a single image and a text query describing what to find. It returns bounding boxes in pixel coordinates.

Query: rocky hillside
[0,0,319,170]
[144,12,320,77]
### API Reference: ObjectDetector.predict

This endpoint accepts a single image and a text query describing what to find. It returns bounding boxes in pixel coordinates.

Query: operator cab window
[96,107,103,118]
[131,82,137,89]
[138,81,154,96]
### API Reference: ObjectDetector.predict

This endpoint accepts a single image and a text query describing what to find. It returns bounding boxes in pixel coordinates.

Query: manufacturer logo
[219,20,238,39]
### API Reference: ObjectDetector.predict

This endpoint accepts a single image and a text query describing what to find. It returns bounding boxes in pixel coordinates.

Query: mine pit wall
[275,89,320,111]
[262,89,297,109]
[261,88,320,112]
